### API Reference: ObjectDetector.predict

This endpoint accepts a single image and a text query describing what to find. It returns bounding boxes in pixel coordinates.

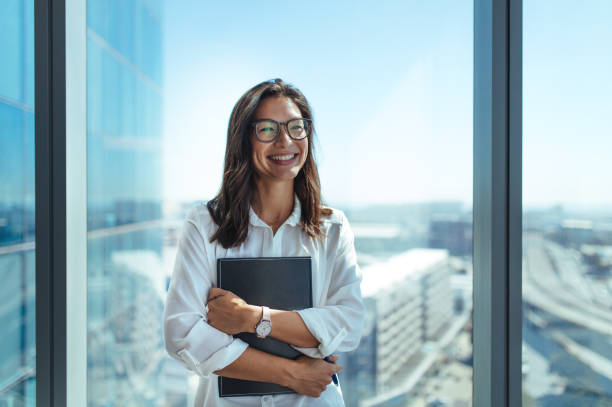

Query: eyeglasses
[251,118,311,143]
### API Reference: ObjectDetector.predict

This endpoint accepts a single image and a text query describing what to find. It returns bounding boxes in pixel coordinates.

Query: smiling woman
[163,78,366,406]
[205,79,333,248]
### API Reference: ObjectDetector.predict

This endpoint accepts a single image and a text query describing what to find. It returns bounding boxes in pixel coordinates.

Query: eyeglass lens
[255,119,308,141]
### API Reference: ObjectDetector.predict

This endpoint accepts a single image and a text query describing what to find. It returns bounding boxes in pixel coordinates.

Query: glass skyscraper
[0,0,36,405]
[85,1,175,405]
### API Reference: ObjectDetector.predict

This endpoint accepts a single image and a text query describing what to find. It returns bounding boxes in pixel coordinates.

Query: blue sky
[162,0,611,209]
[523,0,612,210]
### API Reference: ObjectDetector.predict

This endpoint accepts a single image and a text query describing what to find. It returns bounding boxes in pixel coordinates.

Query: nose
[274,124,292,146]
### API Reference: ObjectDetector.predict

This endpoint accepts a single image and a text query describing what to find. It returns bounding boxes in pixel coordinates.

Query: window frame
[35,0,87,405]
[35,0,67,404]
[473,0,522,406]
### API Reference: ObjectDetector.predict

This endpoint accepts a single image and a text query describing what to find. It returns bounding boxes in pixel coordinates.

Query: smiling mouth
[268,153,298,161]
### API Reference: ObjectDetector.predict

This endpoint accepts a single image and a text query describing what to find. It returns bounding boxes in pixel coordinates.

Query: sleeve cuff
[291,308,348,358]
[177,338,249,377]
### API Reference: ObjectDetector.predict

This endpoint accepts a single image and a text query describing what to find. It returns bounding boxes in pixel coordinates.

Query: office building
[342,249,454,404]
[428,215,472,258]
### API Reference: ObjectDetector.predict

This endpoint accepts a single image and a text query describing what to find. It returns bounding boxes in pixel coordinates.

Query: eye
[256,121,278,135]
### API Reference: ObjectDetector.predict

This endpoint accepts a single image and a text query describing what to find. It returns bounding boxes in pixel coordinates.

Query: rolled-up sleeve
[292,212,366,358]
[163,206,248,376]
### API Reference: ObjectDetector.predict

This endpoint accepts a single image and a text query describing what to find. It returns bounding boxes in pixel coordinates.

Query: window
[164,2,473,405]
[85,0,165,404]
[522,1,612,405]
[4,0,543,405]
[0,0,36,404]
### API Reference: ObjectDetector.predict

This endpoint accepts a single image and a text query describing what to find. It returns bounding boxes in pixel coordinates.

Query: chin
[277,171,300,181]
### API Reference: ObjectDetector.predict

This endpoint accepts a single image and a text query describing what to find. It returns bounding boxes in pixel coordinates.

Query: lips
[267,153,299,165]
[268,153,298,161]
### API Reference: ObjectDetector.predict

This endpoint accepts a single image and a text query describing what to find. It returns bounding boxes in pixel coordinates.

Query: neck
[251,178,295,227]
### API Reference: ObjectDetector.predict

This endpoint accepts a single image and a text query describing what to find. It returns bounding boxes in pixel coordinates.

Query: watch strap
[255,306,272,338]
[261,306,271,322]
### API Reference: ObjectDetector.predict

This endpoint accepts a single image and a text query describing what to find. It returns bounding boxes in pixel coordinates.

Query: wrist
[278,358,299,388]
[243,304,261,333]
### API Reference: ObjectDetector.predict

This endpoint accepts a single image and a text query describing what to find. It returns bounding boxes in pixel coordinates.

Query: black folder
[216,256,313,397]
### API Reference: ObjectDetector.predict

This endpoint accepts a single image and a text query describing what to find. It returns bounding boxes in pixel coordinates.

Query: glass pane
[162,2,473,406]
[522,1,612,405]
[0,0,36,404]
[86,0,166,404]
[86,1,473,404]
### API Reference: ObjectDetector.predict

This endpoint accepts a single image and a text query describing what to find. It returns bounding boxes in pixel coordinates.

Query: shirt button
[261,395,273,406]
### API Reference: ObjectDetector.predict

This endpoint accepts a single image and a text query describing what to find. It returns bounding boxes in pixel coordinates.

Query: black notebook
[216,256,313,397]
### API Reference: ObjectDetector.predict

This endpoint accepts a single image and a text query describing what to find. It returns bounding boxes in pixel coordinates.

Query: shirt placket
[270,227,283,257]
[262,225,285,257]
[261,226,274,256]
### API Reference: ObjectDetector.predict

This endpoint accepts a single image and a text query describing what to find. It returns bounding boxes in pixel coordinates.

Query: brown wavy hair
[207,78,333,248]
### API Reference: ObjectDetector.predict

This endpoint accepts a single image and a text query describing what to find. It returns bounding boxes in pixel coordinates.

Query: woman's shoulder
[183,200,217,236]
[320,205,349,227]
[319,206,355,252]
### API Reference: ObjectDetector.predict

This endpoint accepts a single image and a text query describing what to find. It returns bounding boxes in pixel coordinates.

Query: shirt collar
[249,193,301,229]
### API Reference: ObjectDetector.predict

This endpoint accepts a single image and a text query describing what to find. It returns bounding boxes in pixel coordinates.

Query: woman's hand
[286,354,342,398]
[206,288,260,335]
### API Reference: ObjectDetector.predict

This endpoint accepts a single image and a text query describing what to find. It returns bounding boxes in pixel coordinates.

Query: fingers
[327,354,341,370]
[322,357,341,376]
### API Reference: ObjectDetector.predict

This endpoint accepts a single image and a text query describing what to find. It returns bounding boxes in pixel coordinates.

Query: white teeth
[270,154,295,161]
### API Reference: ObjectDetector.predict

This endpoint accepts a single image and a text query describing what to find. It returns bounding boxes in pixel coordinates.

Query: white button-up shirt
[163,194,366,407]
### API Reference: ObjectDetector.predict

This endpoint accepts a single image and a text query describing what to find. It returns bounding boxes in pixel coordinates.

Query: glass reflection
[0,0,36,404]
[86,0,169,404]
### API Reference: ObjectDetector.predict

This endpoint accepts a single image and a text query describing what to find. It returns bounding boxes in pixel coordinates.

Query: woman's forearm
[243,305,319,348]
[207,291,319,348]
[213,346,294,386]
[269,309,319,348]
[215,347,343,398]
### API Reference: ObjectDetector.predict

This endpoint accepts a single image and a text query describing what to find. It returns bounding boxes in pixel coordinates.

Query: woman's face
[250,96,309,183]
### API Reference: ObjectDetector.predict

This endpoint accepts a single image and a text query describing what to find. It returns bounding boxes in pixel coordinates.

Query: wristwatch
[254,306,272,338]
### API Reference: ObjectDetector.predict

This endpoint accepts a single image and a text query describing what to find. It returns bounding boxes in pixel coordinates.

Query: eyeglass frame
[250,118,312,143]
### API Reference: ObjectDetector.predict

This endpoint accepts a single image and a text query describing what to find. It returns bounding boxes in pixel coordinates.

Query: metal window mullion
[474,0,522,406]
[507,0,523,405]
[35,0,67,406]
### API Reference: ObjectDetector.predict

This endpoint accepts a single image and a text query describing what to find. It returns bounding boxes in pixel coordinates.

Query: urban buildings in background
[522,209,612,407]
[339,249,472,407]
[0,0,36,404]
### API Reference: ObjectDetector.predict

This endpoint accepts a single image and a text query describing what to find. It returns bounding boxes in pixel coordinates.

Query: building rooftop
[361,248,449,297]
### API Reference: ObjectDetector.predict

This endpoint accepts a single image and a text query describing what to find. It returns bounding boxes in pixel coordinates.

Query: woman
[163,78,365,406]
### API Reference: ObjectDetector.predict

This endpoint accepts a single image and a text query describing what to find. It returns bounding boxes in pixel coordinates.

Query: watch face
[256,321,272,337]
